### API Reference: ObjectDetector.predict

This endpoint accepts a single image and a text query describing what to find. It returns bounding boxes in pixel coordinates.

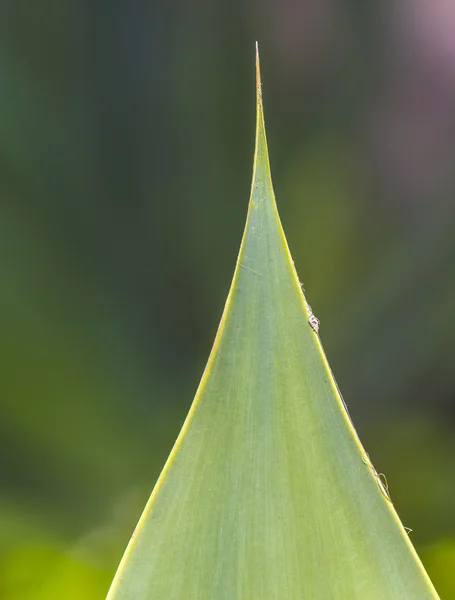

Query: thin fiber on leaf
[106,46,440,600]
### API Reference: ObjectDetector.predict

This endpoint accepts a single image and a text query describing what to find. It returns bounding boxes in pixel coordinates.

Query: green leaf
[106,45,440,600]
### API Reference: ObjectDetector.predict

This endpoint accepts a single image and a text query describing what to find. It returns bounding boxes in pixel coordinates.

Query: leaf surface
[107,46,440,600]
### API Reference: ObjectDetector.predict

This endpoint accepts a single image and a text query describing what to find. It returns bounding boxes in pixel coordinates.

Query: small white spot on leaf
[308,313,320,333]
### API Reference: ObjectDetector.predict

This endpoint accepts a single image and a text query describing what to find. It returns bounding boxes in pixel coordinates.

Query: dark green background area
[1,1,454,598]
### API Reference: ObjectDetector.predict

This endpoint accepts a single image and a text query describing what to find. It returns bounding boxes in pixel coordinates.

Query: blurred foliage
[0,1,454,598]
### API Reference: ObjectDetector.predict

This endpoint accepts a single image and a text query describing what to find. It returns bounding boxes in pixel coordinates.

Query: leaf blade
[106,46,440,600]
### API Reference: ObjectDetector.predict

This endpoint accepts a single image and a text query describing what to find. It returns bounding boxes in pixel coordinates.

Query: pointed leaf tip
[255,42,262,108]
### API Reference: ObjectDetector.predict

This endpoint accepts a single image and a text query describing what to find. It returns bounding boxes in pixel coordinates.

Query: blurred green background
[1,1,455,598]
